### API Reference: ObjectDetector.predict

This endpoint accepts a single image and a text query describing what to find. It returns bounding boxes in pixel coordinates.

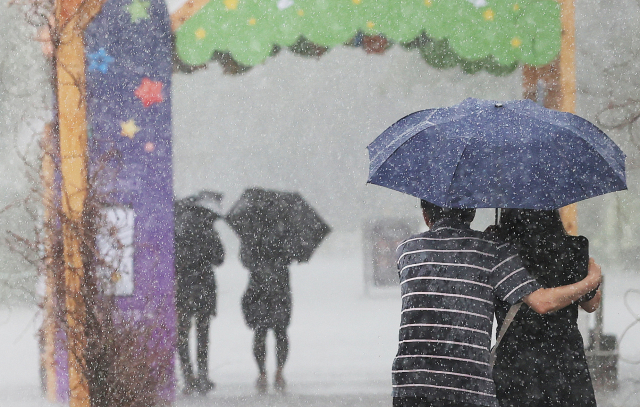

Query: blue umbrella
[367,98,627,209]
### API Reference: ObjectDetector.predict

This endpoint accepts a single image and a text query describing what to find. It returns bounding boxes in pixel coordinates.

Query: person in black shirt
[491,209,601,407]
[240,240,292,394]
[174,194,225,395]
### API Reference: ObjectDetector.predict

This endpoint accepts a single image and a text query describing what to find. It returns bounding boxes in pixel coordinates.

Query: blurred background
[1,0,639,405]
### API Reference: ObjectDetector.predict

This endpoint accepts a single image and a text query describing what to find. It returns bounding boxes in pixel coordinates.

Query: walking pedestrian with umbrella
[226,188,331,394]
[366,98,626,407]
[174,191,225,395]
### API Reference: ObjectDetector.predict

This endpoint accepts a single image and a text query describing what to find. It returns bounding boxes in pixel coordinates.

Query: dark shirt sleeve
[490,243,543,305]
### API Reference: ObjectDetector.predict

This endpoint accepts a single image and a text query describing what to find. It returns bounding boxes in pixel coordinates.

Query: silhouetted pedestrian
[226,188,330,394]
[174,192,224,395]
[240,242,291,393]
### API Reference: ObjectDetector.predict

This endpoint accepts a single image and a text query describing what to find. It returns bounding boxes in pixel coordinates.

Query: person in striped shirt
[391,200,602,407]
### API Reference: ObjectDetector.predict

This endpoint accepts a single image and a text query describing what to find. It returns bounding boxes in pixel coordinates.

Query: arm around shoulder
[523,258,602,315]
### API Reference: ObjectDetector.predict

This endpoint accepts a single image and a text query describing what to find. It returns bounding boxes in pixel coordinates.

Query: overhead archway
[45,0,574,404]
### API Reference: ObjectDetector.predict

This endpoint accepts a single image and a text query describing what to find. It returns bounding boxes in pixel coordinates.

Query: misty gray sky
[172,47,522,232]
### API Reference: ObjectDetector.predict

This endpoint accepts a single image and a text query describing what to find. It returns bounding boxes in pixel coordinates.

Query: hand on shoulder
[586,257,602,290]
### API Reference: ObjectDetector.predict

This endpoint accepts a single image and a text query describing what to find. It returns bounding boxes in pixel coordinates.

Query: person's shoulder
[546,234,589,264]
[396,228,500,249]
[455,227,508,248]
[396,231,429,252]
[560,234,589,249]
[467,229,521,258]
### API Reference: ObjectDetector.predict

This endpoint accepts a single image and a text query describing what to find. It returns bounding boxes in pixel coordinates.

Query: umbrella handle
[495,208,501,226]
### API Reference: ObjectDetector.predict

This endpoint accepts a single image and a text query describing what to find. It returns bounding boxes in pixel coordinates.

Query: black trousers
[177,310,211,381]
[393,397,478,407]
[253,325,288,374]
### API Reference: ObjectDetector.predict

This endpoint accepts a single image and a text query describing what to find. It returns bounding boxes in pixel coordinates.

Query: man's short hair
[420,199,476,224]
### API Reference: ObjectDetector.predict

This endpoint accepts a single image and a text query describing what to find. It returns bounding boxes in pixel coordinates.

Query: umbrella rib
[511,107,626,202]
[381,118,435,158]
[370,111,437,175]
[507,106,624,177]
[443,139,473,207]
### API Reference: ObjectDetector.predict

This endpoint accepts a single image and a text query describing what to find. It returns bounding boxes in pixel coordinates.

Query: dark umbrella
[367,98,627,209]
[174,191,224,269]
[226,188,331,263]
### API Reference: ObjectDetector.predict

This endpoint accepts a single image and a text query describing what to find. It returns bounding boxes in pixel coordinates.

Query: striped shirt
[392,218,542,407]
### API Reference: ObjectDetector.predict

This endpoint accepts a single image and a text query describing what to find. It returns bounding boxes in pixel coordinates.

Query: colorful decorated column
[83,0,177,401]
[44,0,177,403]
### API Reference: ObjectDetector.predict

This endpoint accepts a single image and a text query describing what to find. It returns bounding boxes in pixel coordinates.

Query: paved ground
[3,381,640,407]
[1,249,639,406]
[176,393,391,407]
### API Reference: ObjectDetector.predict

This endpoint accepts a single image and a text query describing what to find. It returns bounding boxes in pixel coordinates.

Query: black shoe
[256,373,268,394]
[197,377,215,394]
[182,376,199,396]
[274,369,286,393]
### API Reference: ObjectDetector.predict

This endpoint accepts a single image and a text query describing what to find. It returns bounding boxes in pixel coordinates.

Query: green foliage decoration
[175,0,560,71]
[404,35,518,76]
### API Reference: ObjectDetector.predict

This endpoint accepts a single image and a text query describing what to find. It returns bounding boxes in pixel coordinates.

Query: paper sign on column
[96,206,135,296]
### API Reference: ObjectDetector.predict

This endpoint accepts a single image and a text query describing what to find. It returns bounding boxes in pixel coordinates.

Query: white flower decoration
[467,0,487,7]
[277,0,294,10]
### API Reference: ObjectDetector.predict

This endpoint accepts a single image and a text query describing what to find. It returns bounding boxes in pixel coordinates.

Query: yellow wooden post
[55,0,90,404]
[170,0,210,31]
[51,0,106,403]
[556,0,578,235]
[522,0,577,235]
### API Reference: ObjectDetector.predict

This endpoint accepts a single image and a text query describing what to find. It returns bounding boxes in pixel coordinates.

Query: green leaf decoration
[175,0,560,72]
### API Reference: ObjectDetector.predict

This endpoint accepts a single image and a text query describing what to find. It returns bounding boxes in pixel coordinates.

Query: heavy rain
[1,0,640,406]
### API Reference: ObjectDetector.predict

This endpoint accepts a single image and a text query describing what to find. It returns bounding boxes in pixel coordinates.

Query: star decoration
[135,77,164,107]
[224,0,238,10]
[483,9,495,21]
[510,36,522,47]
[195,28,207,39]
[121,119,140,139]
[87,48,114,73]
[125,0,150,23]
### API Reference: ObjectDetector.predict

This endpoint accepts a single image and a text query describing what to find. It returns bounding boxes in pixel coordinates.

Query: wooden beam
[557,0,577,235]
[55,0,90,404]
[522,0,577,235]
[170,0,210,32]
[558,0,576,114]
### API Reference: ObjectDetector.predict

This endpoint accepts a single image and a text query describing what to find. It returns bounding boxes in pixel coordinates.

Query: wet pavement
[176,393,390,407]
[2,254,640,407]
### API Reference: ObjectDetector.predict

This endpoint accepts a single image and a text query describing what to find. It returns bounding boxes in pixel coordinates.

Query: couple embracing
[391,200,601,407]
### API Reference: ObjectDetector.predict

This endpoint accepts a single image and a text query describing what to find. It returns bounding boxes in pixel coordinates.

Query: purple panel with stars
[82,0,176,401]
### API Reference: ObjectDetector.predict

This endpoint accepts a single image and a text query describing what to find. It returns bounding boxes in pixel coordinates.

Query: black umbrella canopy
[174,197,222,268]
[226,188,331,263]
